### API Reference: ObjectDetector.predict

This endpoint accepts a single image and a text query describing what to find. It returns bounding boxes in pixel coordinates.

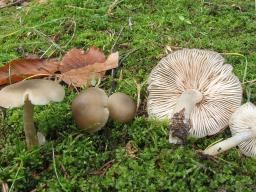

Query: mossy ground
[0,0,256,191]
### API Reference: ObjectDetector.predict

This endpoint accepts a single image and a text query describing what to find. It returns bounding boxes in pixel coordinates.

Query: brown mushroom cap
[71,87,109,132]
[0,79,65,108]
[230,102,256,156]
[72,105,109,133]
[108,92,136,123]
[147,49,242,138]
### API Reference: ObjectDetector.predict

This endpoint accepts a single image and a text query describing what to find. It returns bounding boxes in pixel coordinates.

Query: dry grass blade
[89,159,115,176]
[1,182,9,192]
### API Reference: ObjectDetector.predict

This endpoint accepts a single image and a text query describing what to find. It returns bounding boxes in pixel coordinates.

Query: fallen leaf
[0,58,59,85]
[59,47,106,73]
[60,52,119,87]
[125,141,138,158]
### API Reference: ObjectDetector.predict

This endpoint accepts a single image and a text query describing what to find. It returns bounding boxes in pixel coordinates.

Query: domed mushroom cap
[147,49,242,138]
[71,87,109,132]
[230,102,256,156]
[0,79,65,108]
[72,87,108,107]
[108,92,136,123]
[72,105,109,133]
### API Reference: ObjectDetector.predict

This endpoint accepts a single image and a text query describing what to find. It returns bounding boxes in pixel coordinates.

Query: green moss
[0,0,256,191]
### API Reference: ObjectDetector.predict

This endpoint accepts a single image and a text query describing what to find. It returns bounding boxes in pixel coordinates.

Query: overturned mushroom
[108,92,136,123]
[0,79,65,149]
[203,102,256,156]
[71,87,109,133]
[147,49,242,144]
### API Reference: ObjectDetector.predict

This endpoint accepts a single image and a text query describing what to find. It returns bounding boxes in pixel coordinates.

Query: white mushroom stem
[24,97,39,149]
[169,89,203,144]
[174,89,203,120]
[203,131,256,156]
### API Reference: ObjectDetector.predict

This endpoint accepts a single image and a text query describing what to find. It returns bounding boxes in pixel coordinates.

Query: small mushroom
[147,49,242,144]
[108,92,136,123]
[0,79,65,149]
[71,87,109,133]
[203,102,256,156]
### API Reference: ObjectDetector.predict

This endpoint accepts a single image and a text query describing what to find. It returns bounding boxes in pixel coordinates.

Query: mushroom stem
[203,131,255,156]
[169,89,203,144]
[174,89,203,120]
[23,97,39,149]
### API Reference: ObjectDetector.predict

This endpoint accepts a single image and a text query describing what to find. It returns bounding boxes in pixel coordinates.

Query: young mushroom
[108,92,136,123]
[71,87,109,133]
[203,102,256,157]
[0,79,65,150]
[147,49,242,144]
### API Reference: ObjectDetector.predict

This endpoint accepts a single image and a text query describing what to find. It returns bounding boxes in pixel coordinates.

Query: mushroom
[203,102,256,156]
[147,49,242,144]
[0,79,65,149]
[71,87,109,133]
[108,92,136,123]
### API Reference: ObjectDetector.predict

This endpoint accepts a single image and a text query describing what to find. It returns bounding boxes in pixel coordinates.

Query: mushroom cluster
[72,89,136,133]
[147,49,242,144]
[0,79,65,149]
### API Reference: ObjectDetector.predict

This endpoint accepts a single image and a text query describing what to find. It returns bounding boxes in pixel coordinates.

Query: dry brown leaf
[60,52,119,87]
[125,141,138,158]
[0,58,59,85]
[59,47,106,73]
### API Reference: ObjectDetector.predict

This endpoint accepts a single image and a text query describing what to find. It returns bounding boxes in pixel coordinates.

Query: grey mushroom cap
[230,102,256,156]
[108,92,136,123]
[71,87,109,132]
[147,49,242,138]
[0,79,65,108]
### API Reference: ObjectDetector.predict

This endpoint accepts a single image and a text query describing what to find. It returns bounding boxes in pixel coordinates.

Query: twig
[89,159,115,176]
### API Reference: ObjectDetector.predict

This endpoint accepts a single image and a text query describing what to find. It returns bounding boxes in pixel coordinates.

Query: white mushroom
[203,102,256,156]
[147,49,242,144]
[0,79,65,149]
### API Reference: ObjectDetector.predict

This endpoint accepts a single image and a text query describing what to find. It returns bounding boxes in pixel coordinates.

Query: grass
[0,0,256,191]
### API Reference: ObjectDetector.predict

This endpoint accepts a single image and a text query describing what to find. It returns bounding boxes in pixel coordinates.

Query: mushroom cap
[72,87,108,107]
[72,105,109,133]
[147,49,242,138]
[71,87,109,132]
[0,79,65,108]
[108,92,136,123]
[229,102,256,156]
